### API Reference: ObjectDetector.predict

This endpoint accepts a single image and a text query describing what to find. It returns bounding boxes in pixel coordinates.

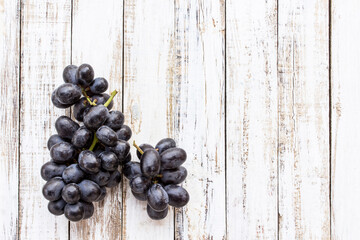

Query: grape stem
[133,141,143,155]
[81,88,96,106]
[104,90,118,107]
[89,135,98,151]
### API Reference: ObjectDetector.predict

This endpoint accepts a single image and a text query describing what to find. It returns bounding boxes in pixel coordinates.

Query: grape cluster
[41,64,132,222]
[124,138,190,220]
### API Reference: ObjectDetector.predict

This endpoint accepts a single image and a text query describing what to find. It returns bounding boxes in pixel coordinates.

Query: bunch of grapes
[124,138,190,220]
[41,64,132,222]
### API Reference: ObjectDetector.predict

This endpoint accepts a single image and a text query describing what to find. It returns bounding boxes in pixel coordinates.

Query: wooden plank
[331,0,360,238]
[0,0,20,239]
[173,0,226,239]
[226,0,278,239]
[278,0,330,239]
[70,0,123,239]
[19,0,71,239]
[122,0,174,239]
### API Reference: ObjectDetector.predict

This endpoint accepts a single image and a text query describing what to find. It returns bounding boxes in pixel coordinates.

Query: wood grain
[0,0,20,239]
[331,0,360,239]
[19,0,71,239]
[278,0,330,239]
[122,0,175,239]
[173,0,226,239]
[226,0,278,239]
[70,0,123,239]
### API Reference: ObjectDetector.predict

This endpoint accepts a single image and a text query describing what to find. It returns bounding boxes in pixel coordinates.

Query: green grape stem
[89,135,98,151]
[104,90,118,107]
[133,141,144,155]
[81,87,96,106]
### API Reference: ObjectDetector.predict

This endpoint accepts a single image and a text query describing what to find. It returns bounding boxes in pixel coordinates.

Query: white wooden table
[1,0,359,239]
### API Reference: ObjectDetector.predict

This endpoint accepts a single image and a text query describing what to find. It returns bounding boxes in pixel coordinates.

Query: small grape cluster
[41,64,132,222]
[124,139,190,220]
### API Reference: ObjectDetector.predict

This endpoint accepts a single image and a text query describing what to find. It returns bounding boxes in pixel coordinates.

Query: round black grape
[131,190,147,201]
[62,183,81,204]
[96,126,118,147]
[72,127,93,148]
[78,180,101,202]
[88,170,111,187]
[140,148,161,178]
[123,161,142,180]
[136,143,153,159]
[130,175,151,194]
[116,125,132,142]
[51,90,73,109]
[48,199,67,216]
[104,111,124,130]
[160,148,187,170]
[83,105,110,130]
[91,93,113,110]
[41,161,67,181]
[63,65,78,84]
[47,134,67,150]
[89,77,108,94]
[106,170,121,188]
[109,140,130,163]
[55,116,80,140]
[76,64,94,87]
[50,142,76,163]
[64,202,84,222]
[55,83,82,105]
[99,151,119,172]
[123,153,131,165]
[160,166,187,185]
[78,150,101,174]
[147,204,168,220]
[81,201,94,219]
[147,183,169,212]
[95,187,106,202]
[155,138,176,154]
[164,185,189,208]
[73,98,90,122]
[62,164,85,184]
[42,177,65,201]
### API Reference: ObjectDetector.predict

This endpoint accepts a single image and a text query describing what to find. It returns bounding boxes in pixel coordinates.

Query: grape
[106,170,122,188]
[116,125,132,141]
[88,170,111,187]
[99,151,119,172]
[96,126,118,147]
[78,180,101,202]
[130,175,151,194]
[41,161,67,181]
[123,161,141,180]
[83,105,110,130]
[73,97,90,122]
[78,150,101,174]
[140,148,161,178]
[123,152,132,165]
[95,187,107,202]
[51,90,73,109]
[104,111,124,130]
[109,140,130,163]
[62,164,85,184]
[48,199,67,216]
[81,201,94,219]
[55,116,80,140]
[55,83,82,105]
[89,77,108,94]
[147,183,169,212]
[160,166,187,185]
[160,148,187,170]
[50,142,75,163]
[62,183,81,204]
[155,138,176,154]
[147,204,168,220]
[164,185,189,208]
[63,65,78,84]
[131,190,147,201]
[92,93,113,110]
[76,64,94,87]
[72,127,93,148]
[42,177,65,201]
[136,143,153,159]
[64,202,84,222]
[47,134,67,150]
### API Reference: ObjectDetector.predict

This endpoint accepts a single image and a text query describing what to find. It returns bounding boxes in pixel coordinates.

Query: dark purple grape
[42,177,65,201]
[76,64,94,87]
[164,185,189,208]
[55,116,80,140]
[123,161,142,180]
[89,77,108,94]
[95,187,106,202]
[48,199,67,216]
[51,90,73,109]
[78,150,101,174]
[96,126,118,147]
[109,140,130,163]
[160,166,187,185]
[155,138,176,154]
[136,143,153,159]
[106,170,121,188]
[72,127,93,148]
[81,201,94,219]
[123,153,131,165]
[73,97,90,122]
[62,183,81,204]
[83,105,110,130]
[78,180,101,202]
[41,161,67,181]
[132,190,147,201]
[147,184,169,212]
[91,93,113,110]
[63,65,78,84]
[55,83,82,105]
[99,151,119,172]
[104,111,124,130]
[116,125,132,142]
[147,204,168,220]
[47,134,67,150]
[140,149,161,178]
[160,148,187,170]
[130,175,151,194]
[62,164,85,184]
[64,202,84,222]
[88,170,111,187]
[50,142,76,163]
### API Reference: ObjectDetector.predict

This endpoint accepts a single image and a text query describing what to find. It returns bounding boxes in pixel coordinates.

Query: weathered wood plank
[331,0,360,238]
[70,0,123,239]
[19,0,71,239]
[278,0,330,239]
[0,0,20,239]
[226,0,278,239]
[173,0,226,239]
[122,0,175,239]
